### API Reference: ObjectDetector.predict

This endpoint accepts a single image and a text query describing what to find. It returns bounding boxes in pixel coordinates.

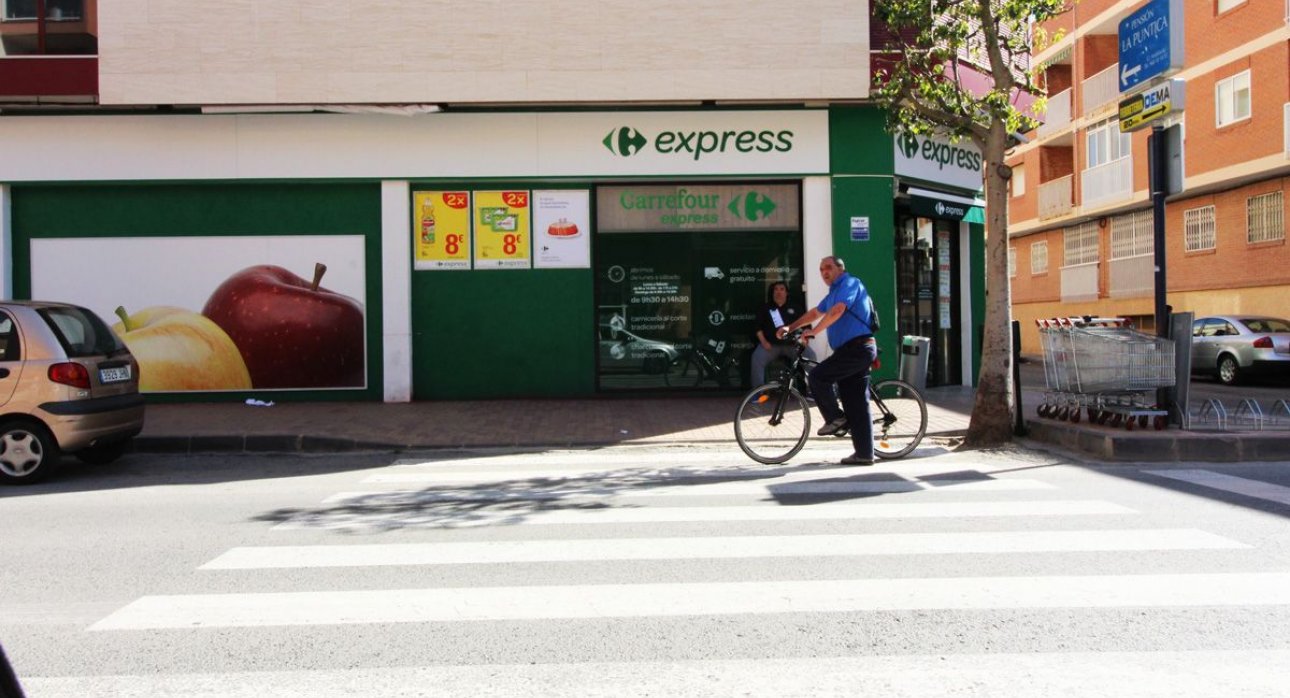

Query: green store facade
[0,106,985,402]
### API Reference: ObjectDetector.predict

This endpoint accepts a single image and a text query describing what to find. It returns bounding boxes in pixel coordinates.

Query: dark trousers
[808,338,877,458]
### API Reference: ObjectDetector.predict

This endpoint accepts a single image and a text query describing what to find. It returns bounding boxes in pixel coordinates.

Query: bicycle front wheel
[870,379,928,459]
[735,383,811,464]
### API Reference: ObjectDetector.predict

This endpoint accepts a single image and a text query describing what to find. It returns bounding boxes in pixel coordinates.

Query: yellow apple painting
[111,306,252,391]
[29,235,368,393]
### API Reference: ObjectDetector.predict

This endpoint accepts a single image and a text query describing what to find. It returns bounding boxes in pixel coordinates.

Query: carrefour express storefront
[0,106,982,401]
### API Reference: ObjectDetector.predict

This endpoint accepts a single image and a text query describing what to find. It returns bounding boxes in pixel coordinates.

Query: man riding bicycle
[778,255,878,466]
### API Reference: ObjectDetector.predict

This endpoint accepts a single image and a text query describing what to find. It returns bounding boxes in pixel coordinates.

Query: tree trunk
[962,124,1016,448]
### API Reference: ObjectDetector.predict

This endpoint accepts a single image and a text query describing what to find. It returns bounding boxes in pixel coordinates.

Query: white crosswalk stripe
[202,528,1244,569]
[65,449,1290,696]
[1144,468,1290,507]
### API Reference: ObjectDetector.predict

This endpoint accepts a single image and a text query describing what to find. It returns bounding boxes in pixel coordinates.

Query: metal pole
[1151,123,1168,338]
[1150,124,1173,420]
[1012,319,1027,436]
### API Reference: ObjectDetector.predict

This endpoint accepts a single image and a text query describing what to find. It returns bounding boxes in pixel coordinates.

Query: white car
[598,326,680,374]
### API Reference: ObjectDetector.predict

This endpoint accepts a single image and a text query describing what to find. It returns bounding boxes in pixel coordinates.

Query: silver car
[1191,315,1290,385]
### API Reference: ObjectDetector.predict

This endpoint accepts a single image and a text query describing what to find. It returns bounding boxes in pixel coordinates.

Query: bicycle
[665,335,739,388]
[734,328,928,464]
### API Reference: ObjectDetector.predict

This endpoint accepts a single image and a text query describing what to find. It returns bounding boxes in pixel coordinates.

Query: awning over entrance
[907,187,985,224]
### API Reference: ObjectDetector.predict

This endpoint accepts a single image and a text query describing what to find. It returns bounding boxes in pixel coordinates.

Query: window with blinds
[1063,222,1099,266]
[1184,206,1217,251]
[1247,191,1285,243]
[1031,241,1048,274]
[1008,247,1017,277]
[1110,210,1153,260]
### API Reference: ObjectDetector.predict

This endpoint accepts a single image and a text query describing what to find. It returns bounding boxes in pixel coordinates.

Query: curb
[130,429,970,455]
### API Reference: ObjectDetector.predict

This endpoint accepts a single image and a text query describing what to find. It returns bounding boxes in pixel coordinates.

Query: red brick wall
[1170,178,1290,293]
[1189,0,1286,65]
[1040,146,1074,181]
[1011,230,1062,304]
[1008,150,1040,223]
[1185,44,1289,178]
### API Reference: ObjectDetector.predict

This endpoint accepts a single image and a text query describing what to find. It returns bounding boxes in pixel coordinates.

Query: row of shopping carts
[1035,317,1175,430]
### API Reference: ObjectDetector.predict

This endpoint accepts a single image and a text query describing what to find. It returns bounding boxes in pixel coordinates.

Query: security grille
[1247,191,1285,243]
[1063,221,1099,266]
[1184,206,1217,252]
[1008,247,1016,277]
[1031,241,1048,274]
[1110,210,1153,260]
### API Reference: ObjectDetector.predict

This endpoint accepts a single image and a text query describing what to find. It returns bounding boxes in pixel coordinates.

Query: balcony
[1081,157,1133,210]
[1038,88,1071,139]
[0,56,97,100]
[1081,63,1119,115]
[1060,262,1099,302]
[1039,175,1074,220]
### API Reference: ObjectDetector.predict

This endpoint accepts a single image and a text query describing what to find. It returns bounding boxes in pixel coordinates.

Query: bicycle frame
[767,335,895,436]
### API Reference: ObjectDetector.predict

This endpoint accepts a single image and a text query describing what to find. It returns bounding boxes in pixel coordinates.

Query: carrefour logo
[603,127,648,157]
[934,201,967,218]
[603,125,794,161]
[898,134,920,159]
[897,134,983,173]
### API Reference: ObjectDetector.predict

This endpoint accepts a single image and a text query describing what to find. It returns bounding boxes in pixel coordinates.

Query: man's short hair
[821,255,846,271]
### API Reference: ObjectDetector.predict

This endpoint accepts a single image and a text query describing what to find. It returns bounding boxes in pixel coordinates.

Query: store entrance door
[895,214,962,386]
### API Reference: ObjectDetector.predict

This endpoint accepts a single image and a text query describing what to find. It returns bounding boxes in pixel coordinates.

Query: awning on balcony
[907,187,986,224]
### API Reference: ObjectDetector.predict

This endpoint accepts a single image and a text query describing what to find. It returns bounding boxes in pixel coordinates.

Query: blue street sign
[1118,0,1184,93]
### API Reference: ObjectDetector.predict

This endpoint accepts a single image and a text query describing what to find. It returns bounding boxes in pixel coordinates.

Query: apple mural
[202,263,365,389]
[112,306,253,391]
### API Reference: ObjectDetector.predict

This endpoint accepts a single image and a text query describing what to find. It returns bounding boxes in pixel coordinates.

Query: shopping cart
[1035,317,1175,430]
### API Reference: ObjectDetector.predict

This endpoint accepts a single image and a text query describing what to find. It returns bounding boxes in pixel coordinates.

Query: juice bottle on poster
[420,200,436,244]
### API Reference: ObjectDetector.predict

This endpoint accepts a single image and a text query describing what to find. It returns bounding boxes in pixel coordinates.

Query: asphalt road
[4,443,1290,696]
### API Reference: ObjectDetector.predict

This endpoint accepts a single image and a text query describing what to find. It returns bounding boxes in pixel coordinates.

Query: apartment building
[0,1,989,402]
[1008,0,1290,355]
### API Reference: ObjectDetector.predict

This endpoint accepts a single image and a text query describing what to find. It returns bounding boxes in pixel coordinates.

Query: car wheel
[1218,355,1240,385]
[0,419,62,485]
[75,439,131,466]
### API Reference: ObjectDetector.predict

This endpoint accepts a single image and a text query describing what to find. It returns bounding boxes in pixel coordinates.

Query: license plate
[100,365,131,383]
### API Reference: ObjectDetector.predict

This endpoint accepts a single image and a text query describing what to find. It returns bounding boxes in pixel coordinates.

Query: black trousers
[807,338,877,458]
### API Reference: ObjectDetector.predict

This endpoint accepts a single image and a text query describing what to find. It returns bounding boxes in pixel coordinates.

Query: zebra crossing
[32,446,1290,695]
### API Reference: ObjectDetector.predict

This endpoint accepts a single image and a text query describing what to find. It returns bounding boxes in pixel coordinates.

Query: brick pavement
[133,387,977,454]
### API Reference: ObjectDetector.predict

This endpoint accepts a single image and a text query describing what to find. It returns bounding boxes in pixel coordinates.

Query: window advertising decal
[594,183,803,391]
[414,191,472,270]
[474,191,532,269]
[31,236,367,392]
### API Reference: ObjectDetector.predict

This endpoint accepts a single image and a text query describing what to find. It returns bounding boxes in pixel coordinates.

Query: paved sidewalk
[133,387,977,454]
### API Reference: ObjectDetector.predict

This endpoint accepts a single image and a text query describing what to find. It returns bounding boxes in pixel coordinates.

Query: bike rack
[1233,399,1265,431]
[1196,399,1229,431]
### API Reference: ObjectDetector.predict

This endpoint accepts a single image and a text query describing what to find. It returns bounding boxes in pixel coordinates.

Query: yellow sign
[1119,81,1181,132]
[473,191,532,269]
[413,191,471,270]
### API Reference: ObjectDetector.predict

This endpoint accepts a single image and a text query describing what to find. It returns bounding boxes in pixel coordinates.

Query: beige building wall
[97,0,870,106]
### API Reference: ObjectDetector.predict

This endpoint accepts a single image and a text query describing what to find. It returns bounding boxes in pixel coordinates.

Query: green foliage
[872,0,1072,147]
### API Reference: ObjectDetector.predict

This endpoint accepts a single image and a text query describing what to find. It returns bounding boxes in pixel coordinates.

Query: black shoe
[816,416,848,436]
[841,453,874,466]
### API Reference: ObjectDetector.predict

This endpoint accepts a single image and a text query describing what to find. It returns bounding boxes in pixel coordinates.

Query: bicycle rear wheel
[735,383,810,464]
[664,354,703,387]
[870,378,927,459]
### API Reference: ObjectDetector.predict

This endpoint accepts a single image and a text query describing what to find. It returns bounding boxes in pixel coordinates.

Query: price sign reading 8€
[413,191,471,271]
[473,191,532,269]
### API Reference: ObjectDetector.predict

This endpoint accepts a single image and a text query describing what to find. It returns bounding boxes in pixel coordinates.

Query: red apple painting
[202,263,365,389]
